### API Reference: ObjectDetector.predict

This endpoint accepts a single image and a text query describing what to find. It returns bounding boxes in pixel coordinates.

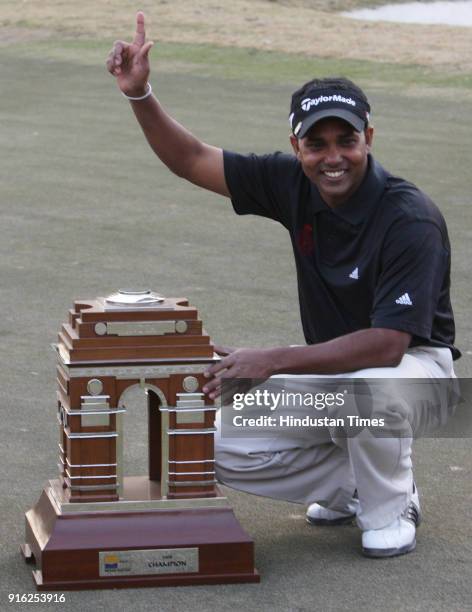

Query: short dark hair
[291,77,371,127]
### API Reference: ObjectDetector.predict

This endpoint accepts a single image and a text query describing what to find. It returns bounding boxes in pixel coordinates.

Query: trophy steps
[22,479,260,590]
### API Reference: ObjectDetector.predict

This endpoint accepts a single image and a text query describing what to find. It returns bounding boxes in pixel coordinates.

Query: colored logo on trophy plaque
[21,290,259,590]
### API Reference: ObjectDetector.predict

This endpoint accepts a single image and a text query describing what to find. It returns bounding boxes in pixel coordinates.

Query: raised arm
[106,12,230,197]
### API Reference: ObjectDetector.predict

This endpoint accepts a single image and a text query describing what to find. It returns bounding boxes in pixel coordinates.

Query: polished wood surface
[23,485,259,590]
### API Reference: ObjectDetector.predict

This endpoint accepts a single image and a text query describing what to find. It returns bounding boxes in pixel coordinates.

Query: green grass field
[6,38,472,92]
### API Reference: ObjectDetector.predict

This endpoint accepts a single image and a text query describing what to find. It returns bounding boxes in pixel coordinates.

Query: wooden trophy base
[22,478,260,590]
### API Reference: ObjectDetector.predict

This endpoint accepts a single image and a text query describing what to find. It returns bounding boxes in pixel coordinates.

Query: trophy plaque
[21,290,259,590]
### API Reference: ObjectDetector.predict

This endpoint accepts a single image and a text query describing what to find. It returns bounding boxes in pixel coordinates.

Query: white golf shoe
[306,498,360,526]
[362,484,421,558]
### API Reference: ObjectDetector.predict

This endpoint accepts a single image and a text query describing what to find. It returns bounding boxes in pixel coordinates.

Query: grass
[5,38,472,94]
[2,0,472,79]
[266,0,419,8]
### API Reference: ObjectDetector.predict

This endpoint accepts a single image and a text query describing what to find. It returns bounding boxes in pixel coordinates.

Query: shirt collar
[310,155,389,225]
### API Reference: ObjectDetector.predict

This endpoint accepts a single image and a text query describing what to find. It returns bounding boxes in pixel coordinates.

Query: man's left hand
[203,347,275,399]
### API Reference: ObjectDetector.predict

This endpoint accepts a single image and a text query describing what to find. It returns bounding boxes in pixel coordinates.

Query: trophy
[21,290,259,590]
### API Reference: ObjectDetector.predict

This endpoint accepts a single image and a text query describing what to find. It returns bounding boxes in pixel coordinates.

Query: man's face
[290,117,374,208]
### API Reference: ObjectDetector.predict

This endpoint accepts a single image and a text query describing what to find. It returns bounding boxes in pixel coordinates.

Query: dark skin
[203,329,411,399]
[289,119,374,209]
[107,13,412,399]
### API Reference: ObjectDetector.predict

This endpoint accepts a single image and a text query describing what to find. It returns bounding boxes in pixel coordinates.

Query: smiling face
[290,117,374,208]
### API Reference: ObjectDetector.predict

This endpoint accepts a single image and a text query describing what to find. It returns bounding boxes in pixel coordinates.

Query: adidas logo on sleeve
[395,293,413,306]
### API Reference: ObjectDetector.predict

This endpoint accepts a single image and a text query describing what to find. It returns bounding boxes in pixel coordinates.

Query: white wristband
[122,82,152,101]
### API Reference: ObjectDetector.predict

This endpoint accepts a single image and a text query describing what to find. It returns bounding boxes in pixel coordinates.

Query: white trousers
[214,347,455,530]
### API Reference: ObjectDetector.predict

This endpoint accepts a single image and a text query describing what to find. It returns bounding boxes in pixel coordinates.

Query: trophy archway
[53,289,219,503]
[117,383,167,494]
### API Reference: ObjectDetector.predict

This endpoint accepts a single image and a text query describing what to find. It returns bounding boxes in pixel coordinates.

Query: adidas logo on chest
[395,293,413,306]
[349,267,359,280]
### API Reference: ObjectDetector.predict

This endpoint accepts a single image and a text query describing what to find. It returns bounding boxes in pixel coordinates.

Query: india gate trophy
[22,290,259,590]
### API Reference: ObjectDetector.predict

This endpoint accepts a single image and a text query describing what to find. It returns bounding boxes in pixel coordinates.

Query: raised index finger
[133,11,146,47]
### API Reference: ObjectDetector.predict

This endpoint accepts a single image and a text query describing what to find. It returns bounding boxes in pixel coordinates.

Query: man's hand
[105,12,229,196]
[214,344,237,357]
[203,348,275,399]
[106,11,154,97]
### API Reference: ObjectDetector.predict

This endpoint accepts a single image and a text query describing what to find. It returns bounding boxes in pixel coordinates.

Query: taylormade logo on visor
[301,94,357,112]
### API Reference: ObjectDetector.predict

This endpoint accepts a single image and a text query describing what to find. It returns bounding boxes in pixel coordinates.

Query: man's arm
[106,12,230,197]
[203,328,411,398]
[269,328,411,374]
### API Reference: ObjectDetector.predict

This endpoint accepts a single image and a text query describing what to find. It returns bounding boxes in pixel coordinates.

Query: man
[107,12,459,558]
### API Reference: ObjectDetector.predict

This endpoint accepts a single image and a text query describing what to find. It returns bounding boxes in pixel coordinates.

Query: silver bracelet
[122,82,152,101]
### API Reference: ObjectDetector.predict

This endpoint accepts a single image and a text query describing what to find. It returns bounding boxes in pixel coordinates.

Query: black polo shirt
[223,150,460,359]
